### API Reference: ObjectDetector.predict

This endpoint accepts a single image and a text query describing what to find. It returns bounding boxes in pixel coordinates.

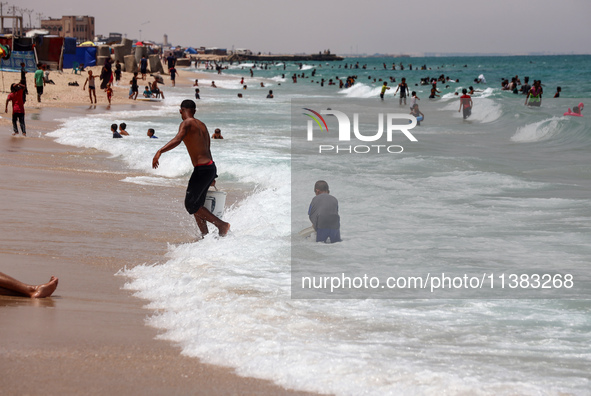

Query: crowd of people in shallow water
[108,121,226,140]
[10,56,580,139]
[101,58,582,139]
[207,59,582,123]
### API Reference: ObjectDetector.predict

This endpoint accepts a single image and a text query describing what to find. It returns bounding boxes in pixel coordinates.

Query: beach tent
[185,47,197,54]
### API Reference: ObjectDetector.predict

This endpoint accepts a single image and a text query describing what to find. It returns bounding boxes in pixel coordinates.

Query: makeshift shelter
[0,50,35,72]
[62,37,97,69]
[36,36,64,65]
[0,37,36,72]
[12,37,34,51]
[63,46,97,69]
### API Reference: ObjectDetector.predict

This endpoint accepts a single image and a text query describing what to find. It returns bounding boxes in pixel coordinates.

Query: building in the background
[41,16,95,42]
[202,47,227,55]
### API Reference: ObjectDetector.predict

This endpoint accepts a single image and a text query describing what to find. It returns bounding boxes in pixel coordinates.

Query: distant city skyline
[12,0,591,55]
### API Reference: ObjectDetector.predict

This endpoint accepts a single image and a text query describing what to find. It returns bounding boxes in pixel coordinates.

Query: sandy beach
[0,66,317,395]
[1,61,172,109]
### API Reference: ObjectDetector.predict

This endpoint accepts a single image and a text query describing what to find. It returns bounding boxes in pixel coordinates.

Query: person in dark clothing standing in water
[308,180,341,243]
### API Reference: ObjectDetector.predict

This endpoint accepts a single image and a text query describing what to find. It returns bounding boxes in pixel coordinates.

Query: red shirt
[7,88,25,113]
[460,94,472,108]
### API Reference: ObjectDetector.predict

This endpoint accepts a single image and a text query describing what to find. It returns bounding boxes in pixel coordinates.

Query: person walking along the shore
[152,100,230,237]
[83,70,98,104]
[34,63,45,102]
[5,83,26,136]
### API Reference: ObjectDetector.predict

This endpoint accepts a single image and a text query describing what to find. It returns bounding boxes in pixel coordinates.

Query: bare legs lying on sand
[0,271,59,298]
[194,207,230,237]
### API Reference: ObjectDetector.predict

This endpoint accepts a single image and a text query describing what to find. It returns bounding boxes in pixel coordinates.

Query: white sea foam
[270,75,286,82]
[440,97,502,123]
[124,157,591,396]
[339,83,381,98]
[511,117,564,142]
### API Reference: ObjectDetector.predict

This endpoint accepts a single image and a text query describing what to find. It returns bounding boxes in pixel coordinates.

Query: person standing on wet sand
[5,83,26,136]
[83,70,98,104]
[152,99,230,237]
[129,72,139,100]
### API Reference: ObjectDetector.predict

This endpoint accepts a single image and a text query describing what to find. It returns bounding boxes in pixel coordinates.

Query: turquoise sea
[48,55,591,395]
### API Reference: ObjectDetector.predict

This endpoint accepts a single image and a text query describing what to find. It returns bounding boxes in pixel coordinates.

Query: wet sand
[0,107,317,395]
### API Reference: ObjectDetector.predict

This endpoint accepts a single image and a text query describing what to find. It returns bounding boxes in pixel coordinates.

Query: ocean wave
[440,97,502,123]
[339,83,381,98]
[511,117,565,143]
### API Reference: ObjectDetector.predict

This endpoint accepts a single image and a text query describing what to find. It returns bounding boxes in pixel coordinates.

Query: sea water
[48,55,591,395]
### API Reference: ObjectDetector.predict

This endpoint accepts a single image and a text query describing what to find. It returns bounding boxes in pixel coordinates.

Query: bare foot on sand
[31,276,59,298]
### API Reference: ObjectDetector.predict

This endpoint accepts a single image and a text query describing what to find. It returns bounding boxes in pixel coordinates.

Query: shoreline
[0,89,318,394]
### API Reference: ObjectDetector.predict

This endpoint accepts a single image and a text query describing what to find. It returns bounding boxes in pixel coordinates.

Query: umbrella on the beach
[136,41,144,46]
[79,41,95,47]
[151,74,164,84]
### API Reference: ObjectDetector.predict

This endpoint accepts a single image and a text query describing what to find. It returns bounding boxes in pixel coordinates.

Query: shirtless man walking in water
[152,99,230,237]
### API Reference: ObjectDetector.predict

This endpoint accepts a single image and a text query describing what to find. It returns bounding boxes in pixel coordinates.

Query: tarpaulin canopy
[63,37,76,55]
[36,36,64,64]
[25,29,49,38]
[13,37,34,51]
[0,50,36,72]
[185,47,197,54]
[63,46,97,69]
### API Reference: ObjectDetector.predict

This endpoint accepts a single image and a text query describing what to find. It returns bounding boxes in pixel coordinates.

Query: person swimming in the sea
[564,102,584,116]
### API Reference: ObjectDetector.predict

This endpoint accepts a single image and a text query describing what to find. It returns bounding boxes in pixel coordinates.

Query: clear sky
[12,0,591,55]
